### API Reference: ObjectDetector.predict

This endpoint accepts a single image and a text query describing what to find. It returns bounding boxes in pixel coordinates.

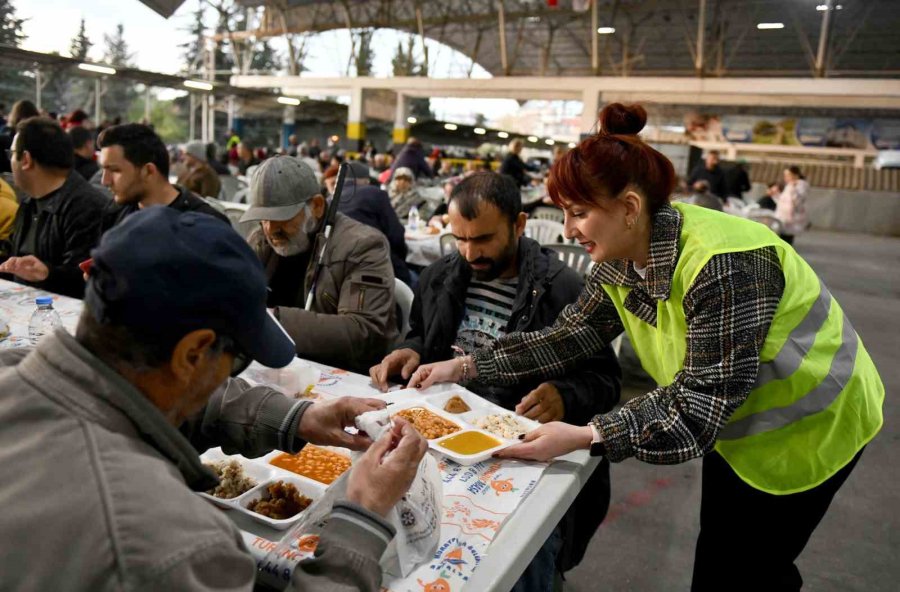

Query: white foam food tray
[389,394,540,465]
[198,448,327,530]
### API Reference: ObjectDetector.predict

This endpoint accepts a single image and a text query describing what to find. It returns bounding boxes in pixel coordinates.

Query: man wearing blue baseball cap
[0,207,427,591]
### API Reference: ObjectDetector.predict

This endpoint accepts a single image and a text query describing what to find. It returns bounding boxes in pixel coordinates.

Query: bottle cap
[35,297,53,306]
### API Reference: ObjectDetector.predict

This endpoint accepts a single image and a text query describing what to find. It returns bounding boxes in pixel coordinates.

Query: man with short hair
[687,179,724,211]
[499,138,538,188]
[370,172,621,589]
[68,125,98,180]
[98,124,229,231]
[178,140,222,198]
[389,137,434,180]
[338,161,411,286]
[287,133,300,157]
[0,117,106,297]
[688,149,728,198]
[0,206,428,591]
[242,156,398,373]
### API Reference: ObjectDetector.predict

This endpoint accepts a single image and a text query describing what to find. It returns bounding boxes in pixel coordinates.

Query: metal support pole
[498,1,509,75]
[591,0,599,75]
[393,93,409,145]
[189,93,196,141]
[201,93,209,144]
[815,0,833,78]
[227,96,235,131]
[695,0,707,76]
[35,68,42,109]
[95,78,102,123]
[144,87,152,123]
[207,95,215,145]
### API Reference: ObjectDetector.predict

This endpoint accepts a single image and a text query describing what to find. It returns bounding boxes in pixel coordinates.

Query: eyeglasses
[5,149,13,161]
[219,335,252,377]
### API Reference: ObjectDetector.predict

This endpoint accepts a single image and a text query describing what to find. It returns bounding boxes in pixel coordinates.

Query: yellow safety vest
[602,203,883,494]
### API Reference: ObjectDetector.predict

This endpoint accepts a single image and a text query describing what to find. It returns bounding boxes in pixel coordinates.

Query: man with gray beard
[241,157,397,373]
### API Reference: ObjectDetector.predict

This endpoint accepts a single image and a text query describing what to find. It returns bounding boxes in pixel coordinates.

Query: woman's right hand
[406,358,464,390]
[493,422,593,462]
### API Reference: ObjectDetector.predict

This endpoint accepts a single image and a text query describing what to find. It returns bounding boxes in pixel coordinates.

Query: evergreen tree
[102,23,136,121]
[353,29,374,77]
[250,38,281,73]
[64,19,93,114]
[179,0,206,75]
[391,36,430,119]
[0,0,29,106]
[69,18,92,60]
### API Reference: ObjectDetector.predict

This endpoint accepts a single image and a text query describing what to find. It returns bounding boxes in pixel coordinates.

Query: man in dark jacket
[389,137,434,180]
[0,117,106,298]
[69,125,99,181]
[97,124,229,232]
[687,149,727,198]
[499,138,537,188]
[241,156,397,374]
[338,161,411,286]
[370,172,621,589]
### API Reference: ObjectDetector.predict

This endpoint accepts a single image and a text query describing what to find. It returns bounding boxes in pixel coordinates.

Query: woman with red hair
[408,103,883,590]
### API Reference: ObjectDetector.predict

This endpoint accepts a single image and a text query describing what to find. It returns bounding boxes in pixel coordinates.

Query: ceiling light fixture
[407,116,417,124]
[78,63,116,75]
[597,27,616,34]
[756,22,784,30]
[474,127,486,135]
[444,123,458,131]
[498,131,510,139]
[277,96,300,106]
[184,80,214,91]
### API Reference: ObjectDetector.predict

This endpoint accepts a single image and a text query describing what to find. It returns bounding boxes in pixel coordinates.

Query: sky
[16,0,524,124]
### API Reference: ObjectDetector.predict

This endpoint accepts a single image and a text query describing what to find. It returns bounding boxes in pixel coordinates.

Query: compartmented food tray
[198,448,328,530]
[388,394,540,465]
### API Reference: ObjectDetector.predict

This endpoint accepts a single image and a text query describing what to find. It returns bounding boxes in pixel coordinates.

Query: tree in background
[0,0,29,107]
[392,36,431,119]
[128,95,188,143]
[43,19,94,117]
[180,0,206,76]
[63,19,93,112]
[351,28,374,77]
[102,24,136,121]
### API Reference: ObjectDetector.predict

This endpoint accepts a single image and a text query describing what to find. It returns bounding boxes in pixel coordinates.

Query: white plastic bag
[276,410,442,578]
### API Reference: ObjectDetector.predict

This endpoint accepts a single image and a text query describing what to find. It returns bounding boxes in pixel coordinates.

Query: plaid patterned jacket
[473,204,786,464]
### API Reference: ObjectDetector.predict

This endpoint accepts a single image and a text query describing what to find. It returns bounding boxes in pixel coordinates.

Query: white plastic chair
[525,218,566,245]
[530,206,564,224]
[394,278,415,344]
[543,243,594,276]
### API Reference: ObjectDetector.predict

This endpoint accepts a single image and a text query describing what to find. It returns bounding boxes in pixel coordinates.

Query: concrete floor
[564,230,900,592]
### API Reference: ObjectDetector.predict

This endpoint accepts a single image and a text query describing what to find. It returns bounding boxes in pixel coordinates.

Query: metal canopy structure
[223,0,900,78]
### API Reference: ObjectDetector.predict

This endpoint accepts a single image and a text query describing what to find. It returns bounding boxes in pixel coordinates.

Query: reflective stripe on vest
[719,286,858,440]
[603,203,883,494]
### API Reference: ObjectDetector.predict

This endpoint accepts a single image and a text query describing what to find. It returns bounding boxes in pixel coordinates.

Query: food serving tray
[198,447,330,530]
[385,391,539,465]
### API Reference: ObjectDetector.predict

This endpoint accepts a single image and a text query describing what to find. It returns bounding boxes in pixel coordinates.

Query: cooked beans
[394,407,461,440]
[270,445,351,485]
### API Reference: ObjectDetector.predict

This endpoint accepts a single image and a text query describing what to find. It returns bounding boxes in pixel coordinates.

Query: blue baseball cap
[84,207,295,369]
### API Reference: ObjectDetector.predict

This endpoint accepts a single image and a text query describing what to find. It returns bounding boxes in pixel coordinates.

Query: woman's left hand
[493,422,593,462]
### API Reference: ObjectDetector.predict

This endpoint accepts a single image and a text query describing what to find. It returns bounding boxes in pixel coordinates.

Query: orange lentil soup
[438,431,503,455]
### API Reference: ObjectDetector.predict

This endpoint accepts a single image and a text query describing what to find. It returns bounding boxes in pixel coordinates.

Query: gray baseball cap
[183,141,206,162]
[241,156,321,222]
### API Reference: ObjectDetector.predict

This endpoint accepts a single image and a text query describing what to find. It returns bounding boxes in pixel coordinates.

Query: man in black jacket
[97,124,229,232]
[687,149,728,199]
[337,161,411,286]
[370,172,621,589]
[69,126,99,181]
[500,138,538,188]
[0,117,106,298]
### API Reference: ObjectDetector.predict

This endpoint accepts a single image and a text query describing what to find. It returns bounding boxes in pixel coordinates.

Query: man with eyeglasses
[0,207,428,591]
[0,116,106,297]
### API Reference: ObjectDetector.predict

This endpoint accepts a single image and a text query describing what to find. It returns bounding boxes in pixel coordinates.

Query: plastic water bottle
[408,205,421,232]
[28,297,62,345]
